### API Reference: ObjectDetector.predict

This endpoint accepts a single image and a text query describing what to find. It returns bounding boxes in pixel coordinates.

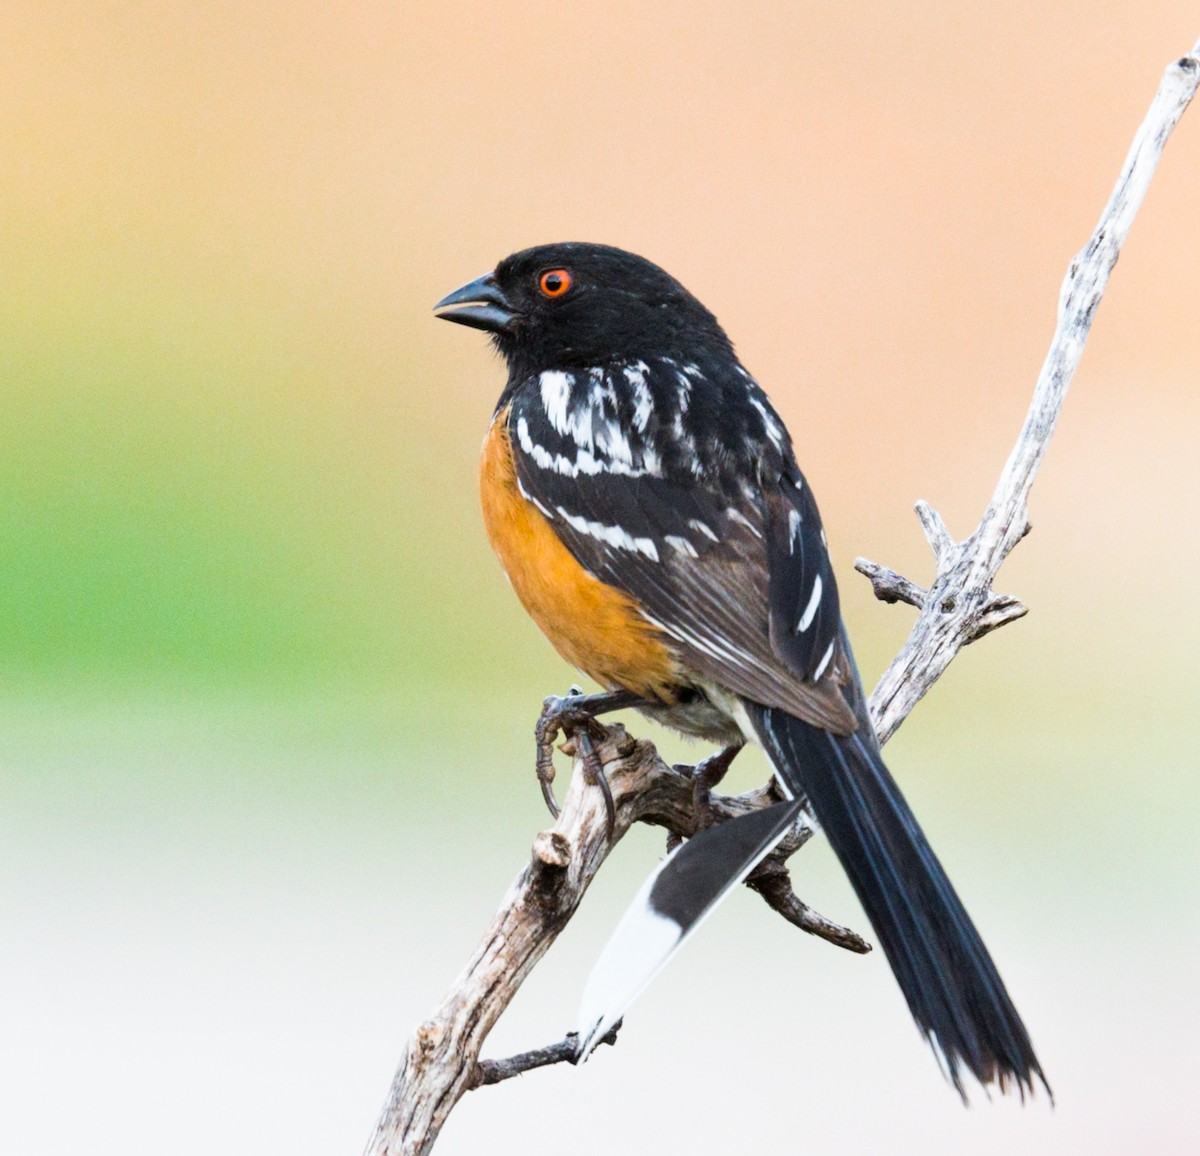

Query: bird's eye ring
[538,269,572,298]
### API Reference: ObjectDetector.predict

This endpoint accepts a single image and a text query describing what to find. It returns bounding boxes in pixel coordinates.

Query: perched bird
[435,242,1047,1099]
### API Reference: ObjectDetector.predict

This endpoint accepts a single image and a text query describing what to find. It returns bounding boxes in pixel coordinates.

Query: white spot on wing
[590,365,617,406]
[688,519,719,542]
[598,419,634,465]
[664,535,699,558]
[813,639,836,680]
[748,395,785,452]
[726,507,762,538]
[556,507,660,560]
[797,574,823,632]
[641,613,765,674]
[515,473,555,519]
[519,391,661,478]
[787,508,802,552]
[623,363,654,432]
[539,371,574,435]
[538,369,600,453]
[518,415,597,477]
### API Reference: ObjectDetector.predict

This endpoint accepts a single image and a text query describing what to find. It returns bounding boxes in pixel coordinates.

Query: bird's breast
[479,406,682,703]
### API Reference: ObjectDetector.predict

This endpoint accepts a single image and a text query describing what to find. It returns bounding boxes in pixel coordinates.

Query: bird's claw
[533,687,651,833]
[667,743,745,849]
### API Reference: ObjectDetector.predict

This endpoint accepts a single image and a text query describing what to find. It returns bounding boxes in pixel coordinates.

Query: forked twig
[858,42,1200,742]
[467,1024,621,1089]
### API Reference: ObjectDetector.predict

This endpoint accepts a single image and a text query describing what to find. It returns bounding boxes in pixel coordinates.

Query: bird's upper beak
[433,273,519,334]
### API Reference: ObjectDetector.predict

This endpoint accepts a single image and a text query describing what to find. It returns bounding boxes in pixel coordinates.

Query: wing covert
[506,391,856,733]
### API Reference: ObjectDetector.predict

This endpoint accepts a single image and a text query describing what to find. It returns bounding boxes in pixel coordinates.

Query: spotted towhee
[435,243,1047,1099]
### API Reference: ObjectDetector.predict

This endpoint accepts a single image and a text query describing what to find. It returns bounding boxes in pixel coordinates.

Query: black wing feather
[765,469,843,681]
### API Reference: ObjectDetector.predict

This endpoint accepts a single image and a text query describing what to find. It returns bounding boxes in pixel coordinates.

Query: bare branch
[746,859,872,954]
[468,1025,621,1089]
[362,730,861,1156]
[860,41,1200,744]
[367,40,1200,1156]
[915,500,954,562]
[853,557,927,608]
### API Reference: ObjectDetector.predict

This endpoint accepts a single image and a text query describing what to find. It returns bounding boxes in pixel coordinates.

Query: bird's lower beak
[433,273,519,334]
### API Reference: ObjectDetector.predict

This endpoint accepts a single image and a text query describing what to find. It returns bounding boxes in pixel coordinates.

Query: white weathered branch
[366,40,1200,1156]
[364,728,854,1156]
[858,40,1200,743]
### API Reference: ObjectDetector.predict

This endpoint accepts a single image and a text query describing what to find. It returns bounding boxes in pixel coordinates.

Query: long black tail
[745,701,1048,1100]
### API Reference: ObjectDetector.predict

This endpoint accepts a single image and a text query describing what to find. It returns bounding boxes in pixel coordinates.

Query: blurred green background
[2,3,1198,1153]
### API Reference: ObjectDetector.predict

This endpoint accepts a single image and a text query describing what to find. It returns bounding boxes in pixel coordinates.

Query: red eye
[539,268,572,298]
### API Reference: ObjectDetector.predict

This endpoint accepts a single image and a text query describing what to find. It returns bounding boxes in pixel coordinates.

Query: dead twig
[468,1024,621,1089]
[857,42,1200,744]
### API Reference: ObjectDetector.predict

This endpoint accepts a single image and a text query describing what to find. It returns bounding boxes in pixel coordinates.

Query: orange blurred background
[1,4,1198,1154]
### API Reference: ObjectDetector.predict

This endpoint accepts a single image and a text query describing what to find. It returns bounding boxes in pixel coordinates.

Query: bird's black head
[434,242,733,380]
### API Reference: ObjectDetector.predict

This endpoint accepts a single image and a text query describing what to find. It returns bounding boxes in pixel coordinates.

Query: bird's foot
[666,743,745,851]
[534,687,653,833]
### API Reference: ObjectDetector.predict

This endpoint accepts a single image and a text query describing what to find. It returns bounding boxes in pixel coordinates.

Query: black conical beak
[433,273,519,334]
